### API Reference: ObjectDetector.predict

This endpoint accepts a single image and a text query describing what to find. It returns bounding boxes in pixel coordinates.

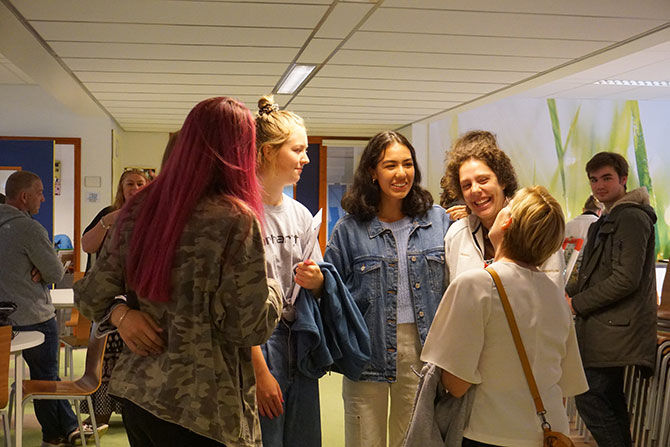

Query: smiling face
[121,173,147,202]
[371,142,415,207]
[459,158,506,229]
[267,124,309,187]
[588,165,626,207]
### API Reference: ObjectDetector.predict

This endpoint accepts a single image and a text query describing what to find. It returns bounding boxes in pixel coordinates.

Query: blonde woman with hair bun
[422,186,588,447]
[252,95,325,447]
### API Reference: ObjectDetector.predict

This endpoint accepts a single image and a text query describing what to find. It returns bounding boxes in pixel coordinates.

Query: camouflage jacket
[74,197,282,446]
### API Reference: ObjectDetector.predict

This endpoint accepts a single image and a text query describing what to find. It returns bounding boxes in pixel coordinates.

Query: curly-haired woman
[441,130,564,285]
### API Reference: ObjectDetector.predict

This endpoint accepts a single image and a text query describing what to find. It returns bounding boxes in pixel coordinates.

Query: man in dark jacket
[566,152,657,447]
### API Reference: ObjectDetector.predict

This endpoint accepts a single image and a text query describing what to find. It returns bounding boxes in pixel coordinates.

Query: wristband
[116,306,131,329]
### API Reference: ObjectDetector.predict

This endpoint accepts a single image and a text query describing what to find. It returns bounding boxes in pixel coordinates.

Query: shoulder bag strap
[485,266,551,427]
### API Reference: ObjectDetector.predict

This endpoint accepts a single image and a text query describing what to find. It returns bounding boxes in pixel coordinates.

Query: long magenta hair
[119,97,263,302]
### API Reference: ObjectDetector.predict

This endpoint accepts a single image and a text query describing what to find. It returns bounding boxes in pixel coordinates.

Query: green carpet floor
[10,348,346,446]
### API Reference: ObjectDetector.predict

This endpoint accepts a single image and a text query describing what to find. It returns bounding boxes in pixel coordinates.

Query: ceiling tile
[330,50,568,71]
[345,32,611,58]
[315,2,374,38]
[297,38,342,64]
[31,22,311,47]
[13,0,328,27]
[317,65,531,83]
[362,8,664,41]
[50,42,299,62]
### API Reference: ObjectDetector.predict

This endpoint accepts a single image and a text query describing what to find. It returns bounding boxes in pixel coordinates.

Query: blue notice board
[295,142,320,215]
[0,139,55,240]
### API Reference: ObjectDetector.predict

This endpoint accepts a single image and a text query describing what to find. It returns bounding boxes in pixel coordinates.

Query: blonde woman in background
[78,168,149,429]
[252,96,325,447]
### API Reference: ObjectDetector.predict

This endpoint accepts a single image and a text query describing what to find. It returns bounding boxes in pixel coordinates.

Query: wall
[115,131,169,189]
[422,97,670,258]
[0,84,121,270]
[54,144,74,243]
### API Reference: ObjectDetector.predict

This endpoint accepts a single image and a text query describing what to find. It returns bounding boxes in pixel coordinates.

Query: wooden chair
[22,325,108,447]
[0,326,12,447]
[61,309,92,379]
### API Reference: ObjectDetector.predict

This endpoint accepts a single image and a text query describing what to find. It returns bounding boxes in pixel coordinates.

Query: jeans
[119,398,227,447]
[259,322,321,447]
[14,317,78,440]
[342,324,421,447]
[575,366,632,447]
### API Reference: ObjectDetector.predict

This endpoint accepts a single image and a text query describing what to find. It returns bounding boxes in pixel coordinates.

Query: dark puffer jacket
[567,188,658,372]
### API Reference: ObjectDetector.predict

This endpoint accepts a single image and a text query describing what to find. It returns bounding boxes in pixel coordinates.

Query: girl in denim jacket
[325,131,451,447]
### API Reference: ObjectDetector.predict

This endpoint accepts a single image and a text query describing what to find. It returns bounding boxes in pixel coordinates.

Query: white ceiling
[1,0,669,136]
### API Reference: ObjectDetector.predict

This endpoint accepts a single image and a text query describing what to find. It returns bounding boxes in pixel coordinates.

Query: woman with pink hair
[74,97,282,447]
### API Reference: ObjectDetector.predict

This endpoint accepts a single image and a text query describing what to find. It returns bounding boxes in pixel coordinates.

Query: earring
[372,178,377,184]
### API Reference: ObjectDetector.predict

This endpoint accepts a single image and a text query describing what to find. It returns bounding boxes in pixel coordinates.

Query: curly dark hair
[442,130,518,204]
[342,131,433,221]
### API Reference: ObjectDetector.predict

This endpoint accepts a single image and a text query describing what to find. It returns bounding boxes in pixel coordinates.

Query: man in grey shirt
[0,170,85,446]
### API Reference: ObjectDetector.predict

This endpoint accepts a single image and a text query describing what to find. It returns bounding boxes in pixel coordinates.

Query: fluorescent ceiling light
[593,79,669,87]
[276,64,316,94]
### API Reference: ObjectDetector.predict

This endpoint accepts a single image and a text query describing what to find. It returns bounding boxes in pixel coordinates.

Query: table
[10,331,45,447]
[50,288,74,309]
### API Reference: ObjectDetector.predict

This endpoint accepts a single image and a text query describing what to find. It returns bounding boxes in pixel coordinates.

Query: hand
[31,267,42,283]
[103,209,121,227]
[295,259,324,295]
[565,293,576,315]
[113,306,165,356]
[446,205,469,220]
[256,369,284,419]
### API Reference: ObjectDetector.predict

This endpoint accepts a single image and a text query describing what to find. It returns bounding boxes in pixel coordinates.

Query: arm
[210,214,282,347]
[81,208,120,253]
[73,232,126,321]
[25,223,64,284]
[571,209,653,316]
[252,345,284,419]
[441,370,473,398]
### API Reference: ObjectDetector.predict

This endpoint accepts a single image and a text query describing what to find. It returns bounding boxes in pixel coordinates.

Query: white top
[421,261,588,446]
[444,215,565,286]
[564,213,599,243]
[263,194,322,310]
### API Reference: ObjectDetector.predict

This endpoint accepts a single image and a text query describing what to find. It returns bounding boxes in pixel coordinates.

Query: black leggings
[119,398,227,447]
[462,438,501,447]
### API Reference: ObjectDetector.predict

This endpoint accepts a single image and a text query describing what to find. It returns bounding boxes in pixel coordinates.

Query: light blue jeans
[259,321,321,447]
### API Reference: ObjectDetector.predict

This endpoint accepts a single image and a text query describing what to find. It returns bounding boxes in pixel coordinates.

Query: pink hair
[119,97,263,302]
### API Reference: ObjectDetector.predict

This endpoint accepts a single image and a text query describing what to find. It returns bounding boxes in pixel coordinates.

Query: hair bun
[258,96,279,116]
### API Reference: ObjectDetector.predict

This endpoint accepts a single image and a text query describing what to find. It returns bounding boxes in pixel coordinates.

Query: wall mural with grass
[424,98,670,259]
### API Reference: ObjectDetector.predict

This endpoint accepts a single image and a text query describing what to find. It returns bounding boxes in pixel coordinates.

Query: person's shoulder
[196,197,258,230]
[445,215,470,239]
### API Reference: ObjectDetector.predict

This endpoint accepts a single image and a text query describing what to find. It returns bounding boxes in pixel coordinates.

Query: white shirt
[263,194,322,308]
[444,214,565,286]
[422,261,588,446]
[565,213,599,243]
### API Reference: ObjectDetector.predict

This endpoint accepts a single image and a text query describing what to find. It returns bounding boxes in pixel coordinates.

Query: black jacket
[567,188,657,372]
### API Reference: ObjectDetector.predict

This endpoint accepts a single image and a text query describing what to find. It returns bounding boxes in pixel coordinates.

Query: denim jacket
[324,205,451,382]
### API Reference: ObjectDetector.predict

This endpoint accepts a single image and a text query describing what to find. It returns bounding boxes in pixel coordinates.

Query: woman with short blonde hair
[422,186,587,447]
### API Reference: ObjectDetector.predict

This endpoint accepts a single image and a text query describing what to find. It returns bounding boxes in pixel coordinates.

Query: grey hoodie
[0,203,64,325]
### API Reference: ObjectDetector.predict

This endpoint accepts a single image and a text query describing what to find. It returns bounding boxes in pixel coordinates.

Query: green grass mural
[547,99,669,259]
